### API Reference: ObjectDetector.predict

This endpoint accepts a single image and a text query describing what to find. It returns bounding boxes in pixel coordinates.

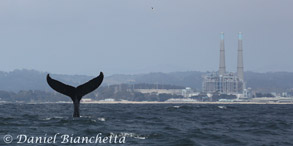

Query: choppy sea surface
[1,103,293,146]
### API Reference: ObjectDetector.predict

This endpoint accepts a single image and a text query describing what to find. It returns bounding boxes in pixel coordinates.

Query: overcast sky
[0,0,292,75]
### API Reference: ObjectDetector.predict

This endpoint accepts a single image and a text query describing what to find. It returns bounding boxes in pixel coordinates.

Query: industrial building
[202,32,245,95]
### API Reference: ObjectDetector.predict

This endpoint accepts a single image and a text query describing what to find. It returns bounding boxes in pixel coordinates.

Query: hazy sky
[0,0,292,75]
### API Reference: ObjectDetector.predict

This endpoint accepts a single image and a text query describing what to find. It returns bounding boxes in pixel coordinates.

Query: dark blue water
[1,103,293,146]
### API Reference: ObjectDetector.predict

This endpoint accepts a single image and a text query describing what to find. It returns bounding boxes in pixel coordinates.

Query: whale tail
[46,72,104,117]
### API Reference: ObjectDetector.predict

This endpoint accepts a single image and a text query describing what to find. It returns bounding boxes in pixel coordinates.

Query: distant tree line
[0,83,185,103]
[129,83,185,89]
[254,93,275,98]
[86,84,184,101]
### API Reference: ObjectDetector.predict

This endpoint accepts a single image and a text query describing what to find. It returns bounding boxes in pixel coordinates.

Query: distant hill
[245,71,293,92]
[106,71,293,92]
[1,69,293,92]
[105,71,204,90]
[0,69,94,92]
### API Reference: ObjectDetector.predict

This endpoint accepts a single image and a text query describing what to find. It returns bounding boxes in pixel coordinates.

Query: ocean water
[1,103,293,146]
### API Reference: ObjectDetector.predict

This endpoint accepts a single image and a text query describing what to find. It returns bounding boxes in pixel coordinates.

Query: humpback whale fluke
[46,72,104,117]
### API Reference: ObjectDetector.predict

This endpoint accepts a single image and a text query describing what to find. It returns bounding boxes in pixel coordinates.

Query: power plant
[202,32,245,96]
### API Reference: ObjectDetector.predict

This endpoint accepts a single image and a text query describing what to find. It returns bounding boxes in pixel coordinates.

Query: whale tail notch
[76,72,104,100]
[46,72,104,117]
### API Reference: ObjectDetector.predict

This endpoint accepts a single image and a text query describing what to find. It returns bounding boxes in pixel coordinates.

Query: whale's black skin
[46,72,104,117]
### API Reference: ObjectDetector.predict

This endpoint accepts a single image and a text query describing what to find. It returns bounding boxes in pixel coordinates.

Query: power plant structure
[202,32,245,96]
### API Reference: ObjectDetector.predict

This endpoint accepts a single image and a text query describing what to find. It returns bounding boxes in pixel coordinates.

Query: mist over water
[1,103,293,145]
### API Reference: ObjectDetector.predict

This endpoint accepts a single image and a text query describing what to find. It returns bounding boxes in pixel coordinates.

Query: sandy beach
[9,100,293,104]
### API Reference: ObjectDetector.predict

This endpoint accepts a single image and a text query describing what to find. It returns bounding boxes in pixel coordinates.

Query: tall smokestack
[237,32,244,81]
[219,32,226,75]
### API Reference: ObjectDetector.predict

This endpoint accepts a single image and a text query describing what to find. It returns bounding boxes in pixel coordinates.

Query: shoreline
[2,101,292,104]
[81,101,293,104]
